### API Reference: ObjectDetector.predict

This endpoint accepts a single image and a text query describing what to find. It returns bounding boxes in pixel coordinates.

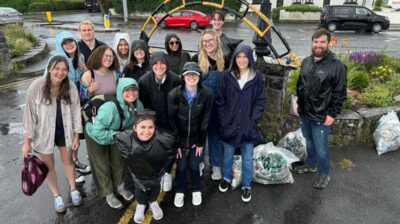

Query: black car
[85,0,100,12]
[319,5,390,33]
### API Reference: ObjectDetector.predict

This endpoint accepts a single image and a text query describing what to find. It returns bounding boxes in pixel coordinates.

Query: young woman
[122,39,150,82]
[80,45,121,100]
[164,33,191,76]
[191,29,228,180]
[114,111,176,223]
[168,62,213,207]
[113,32,131,72]
[22,56,82,213]
[84,78,144,209]
[216,43,266,203]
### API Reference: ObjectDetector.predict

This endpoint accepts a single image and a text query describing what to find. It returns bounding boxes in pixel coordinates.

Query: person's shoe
[219,179,229,192]
[75,172,85,183]
[54,195,66,213]
[106,194,122,209]
[74,159,91,174]
[174,193,184,208]
[133,204,146,223]
[211,166,222,180]
[149,201,163,220]
[313,175,331,189]
[161,173,172,192]
[241,188,251,203]
[192,192,202,206]
[199,162,205,177]
[117,187,134,201]
[293,165,318,174]
[70,189,82,206]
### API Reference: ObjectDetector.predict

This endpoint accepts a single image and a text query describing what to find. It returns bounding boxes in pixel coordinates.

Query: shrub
[28,0,84,12]
[349,71,370,91]
[384,74,400,95]
[383,5,392,8]
[0,25,39,58]
[375,0,383,7]
[287,69,300,95]
[348,51,383,71]
[342,97,354,111]
[373,6,382,11]
[370,65,395,82]
[283,4,321,13]
[1,0,33,13]
[359,85,395,107]
[382,55,400,73]
[272,7,283,23]
[396,8,400,12]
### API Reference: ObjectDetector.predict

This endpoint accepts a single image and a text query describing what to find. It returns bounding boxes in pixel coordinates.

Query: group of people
[21,9,347,224]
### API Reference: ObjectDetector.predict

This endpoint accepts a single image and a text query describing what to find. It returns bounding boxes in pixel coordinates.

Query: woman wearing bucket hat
[168,62,213,207]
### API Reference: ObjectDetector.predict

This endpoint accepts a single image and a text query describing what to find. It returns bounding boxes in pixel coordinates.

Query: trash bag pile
[277,128,307,161]
[373,110,400,155]
[252,143,299,185]
[231,155,242,189]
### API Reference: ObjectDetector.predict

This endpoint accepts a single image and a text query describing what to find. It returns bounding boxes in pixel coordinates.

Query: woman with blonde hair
[191,29,229,181]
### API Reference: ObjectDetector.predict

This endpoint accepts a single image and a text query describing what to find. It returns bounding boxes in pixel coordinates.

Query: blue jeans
[222,142,254,189]
[208,108,222,167]
[176,146,201,193]
[300,116,331,176]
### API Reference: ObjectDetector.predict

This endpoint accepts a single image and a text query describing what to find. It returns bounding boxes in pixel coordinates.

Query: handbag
[21,155,49,196]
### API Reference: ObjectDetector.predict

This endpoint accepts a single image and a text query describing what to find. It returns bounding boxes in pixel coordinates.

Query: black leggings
[134,182,160,205]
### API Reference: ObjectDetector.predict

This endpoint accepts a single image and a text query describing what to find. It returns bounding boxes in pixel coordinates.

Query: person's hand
[324,115,335,126]
[79,63,88,72]
[71,135,80,151]
[176,148,182,159]
[88,81,101,93]
[21,142,32,158]
[194,145,203,157]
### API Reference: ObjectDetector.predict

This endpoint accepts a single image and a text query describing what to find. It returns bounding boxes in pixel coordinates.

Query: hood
[229,42,255,72]
[117,78,140,110]
[150,51,167,67]
[131,39,150,64]
[164,33,182,54]
[55,31,79,57]
[113,32,132,63]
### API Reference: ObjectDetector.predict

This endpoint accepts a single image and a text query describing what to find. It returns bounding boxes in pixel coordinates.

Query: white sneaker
[149,201,163,220]
[174,193,184,208]
[211,166,222,180]
[161,173,172,192]
[199,162,205,177]
[133,204,146,223]
[192,192,202,206]
[106,194,122,209]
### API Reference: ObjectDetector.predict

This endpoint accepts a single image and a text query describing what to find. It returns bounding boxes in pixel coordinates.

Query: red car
[156,10,211,30]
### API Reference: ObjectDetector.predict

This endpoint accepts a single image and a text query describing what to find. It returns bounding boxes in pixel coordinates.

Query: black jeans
[134,181,160,204]
[175,146,201,193]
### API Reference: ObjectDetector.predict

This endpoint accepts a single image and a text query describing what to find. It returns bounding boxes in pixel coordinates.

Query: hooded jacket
[44,31,85,86]
[164,33,191,76]
[112,33,132,72]
[85,78,144,145]
[138,52,180,130]
[296,50,347,122]
[215,43,266,147]
[114,129,176,182]
[168,63,213,148]
[219,33,243,60]
[122,39,150,82]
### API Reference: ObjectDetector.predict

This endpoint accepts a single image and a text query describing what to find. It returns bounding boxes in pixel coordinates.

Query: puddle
[0,122,24,135]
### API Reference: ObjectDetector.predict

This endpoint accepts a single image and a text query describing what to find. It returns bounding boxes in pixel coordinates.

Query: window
[355,7,370,16]
[181,11,194,16]
[171,12,181,17]
[333,7,351,17]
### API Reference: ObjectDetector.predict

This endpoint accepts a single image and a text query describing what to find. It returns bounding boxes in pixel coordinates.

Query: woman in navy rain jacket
[215,43,266,203]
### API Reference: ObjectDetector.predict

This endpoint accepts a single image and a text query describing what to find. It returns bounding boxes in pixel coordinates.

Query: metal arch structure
[139,0,300,67]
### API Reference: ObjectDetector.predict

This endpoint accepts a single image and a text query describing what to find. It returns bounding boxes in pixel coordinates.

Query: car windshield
[0,8,18,14]
[195,11,206,16]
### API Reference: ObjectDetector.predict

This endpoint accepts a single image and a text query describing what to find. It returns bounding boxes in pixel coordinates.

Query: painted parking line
[0,77,38,90]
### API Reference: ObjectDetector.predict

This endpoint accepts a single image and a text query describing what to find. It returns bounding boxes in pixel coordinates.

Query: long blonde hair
[198,29,225,73]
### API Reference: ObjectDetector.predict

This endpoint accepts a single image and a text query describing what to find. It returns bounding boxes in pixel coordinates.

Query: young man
[78,20,105,64]
[294,29,347,189]
[138,52,180,192]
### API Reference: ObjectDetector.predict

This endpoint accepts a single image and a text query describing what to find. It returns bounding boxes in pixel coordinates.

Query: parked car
[0,7,23,25]
[85,0,100,12]
[319,5,390,33]
[156,10,211,30]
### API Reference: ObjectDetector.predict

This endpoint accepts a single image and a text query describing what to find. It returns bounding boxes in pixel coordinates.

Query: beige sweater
[23,77,82,154]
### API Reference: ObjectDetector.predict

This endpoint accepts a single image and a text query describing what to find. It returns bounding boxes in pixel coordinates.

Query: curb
[12,38,49,67]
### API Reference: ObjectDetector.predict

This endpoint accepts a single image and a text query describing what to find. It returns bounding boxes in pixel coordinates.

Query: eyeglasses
[202,39,214,45]
[103,54,114,59]
[169,41,180,45]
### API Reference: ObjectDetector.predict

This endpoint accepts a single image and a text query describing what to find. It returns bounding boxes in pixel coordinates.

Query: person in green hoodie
[84,78,144,209]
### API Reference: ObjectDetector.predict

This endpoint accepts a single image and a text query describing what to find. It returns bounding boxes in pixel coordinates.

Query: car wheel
[159,21,166,29]
[327,22,337,32]
[372,23,382,33]
[190,21,198,30]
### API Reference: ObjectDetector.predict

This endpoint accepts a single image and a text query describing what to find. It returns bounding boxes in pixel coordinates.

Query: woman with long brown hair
[22,56,83,213]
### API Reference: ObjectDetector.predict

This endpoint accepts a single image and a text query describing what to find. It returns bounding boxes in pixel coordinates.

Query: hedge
[1,0,33,12]
[111,0,241,15]
[272,4,321,23]
[28,0,85,12]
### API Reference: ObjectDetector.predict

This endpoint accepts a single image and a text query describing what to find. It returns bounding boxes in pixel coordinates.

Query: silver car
[0,7,23,25]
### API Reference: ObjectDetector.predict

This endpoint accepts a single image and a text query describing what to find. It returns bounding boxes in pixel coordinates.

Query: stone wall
[0,31,11,76]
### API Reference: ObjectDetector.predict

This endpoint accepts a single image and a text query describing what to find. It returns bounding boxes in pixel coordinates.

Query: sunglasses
[169,41,180,45]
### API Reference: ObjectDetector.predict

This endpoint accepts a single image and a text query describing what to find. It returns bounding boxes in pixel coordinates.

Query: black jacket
[123,40,151,81]
[138,71,180,130]
[164,33,191,76]
[296,50,347,122]
[114,130,176,184]
[78,39,106,64]
[168,84,213,148]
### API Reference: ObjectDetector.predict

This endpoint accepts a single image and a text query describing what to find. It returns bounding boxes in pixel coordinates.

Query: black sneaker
[313,175,330,189]
[74,159,91,174]
[219,179,229,192]
[75,172,85,183]
[241,188,251,203]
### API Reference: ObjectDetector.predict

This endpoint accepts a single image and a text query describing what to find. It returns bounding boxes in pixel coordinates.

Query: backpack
[81,95,125,131]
